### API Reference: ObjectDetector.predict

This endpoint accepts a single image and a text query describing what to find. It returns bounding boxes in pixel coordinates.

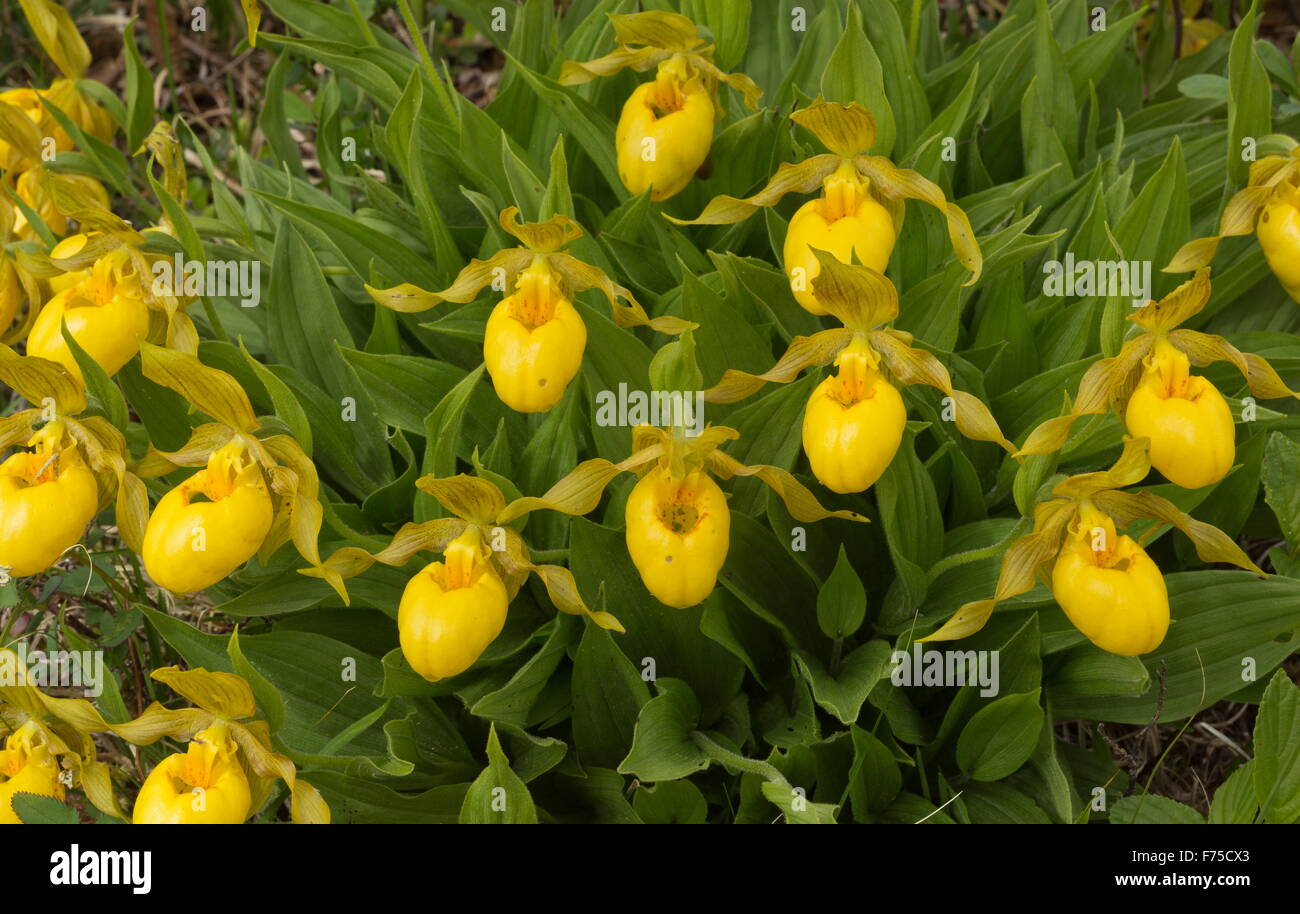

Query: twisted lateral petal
[546,251,694,333]
[133,423,236,476]
[664,155,840,225]
[527,563,624,630]
[1050,436,1154,500]
[1164,158,1297,273]
[560,45,671,84]
[366,248,534,313]
[496,445,665,523]
[700,61,762,112]
[706,449,867,523]
[1166,328,1300,400]
[920,502,1076,643]
[854,155,982,284]
[1092,488,1265,575]
[867,330,1014,452]
[1015,335,1154,457]
[703,328,853,403]
[300,517,471,592]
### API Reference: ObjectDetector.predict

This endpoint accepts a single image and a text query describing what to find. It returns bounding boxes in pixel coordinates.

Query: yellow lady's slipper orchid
[11,169,109,240]
[1050,502,1170,657]
[1166,146,1300,304]
[801,335,907,493]
[368,207,692,415]
[924,436,1263,655]
[669,101,982,291]
[142,438,274,594]
[784,161,895,314]
[1018,269,1299,468]
[483,257,587,413]
[1124,337,1234,489]
[0,82,112,171]
[704,258,1012,495]
[132,721,252,825]
[0,720,66,824]
[616,54,715,202]
[0,420,98,577]
[114,667,329,824]
[625,464,730,608]
[26,248,150,383]
[1256,175,1300,303]
[398,527,509,681]
[561,10,761,202]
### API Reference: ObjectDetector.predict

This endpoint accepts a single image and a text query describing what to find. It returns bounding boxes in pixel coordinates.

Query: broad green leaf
[1253,669,1300,824]
[815,545,867,640]
[956,689,1044,782]
[618,678,710,782]
[572,620,652,770]
[459,724,539,824]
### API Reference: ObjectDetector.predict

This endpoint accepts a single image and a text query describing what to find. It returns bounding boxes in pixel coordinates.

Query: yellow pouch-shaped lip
[0,422,99,578]
[142,440,274,593]
[1051,504,1170,657]
[1124,339,1234,489]
[801,338,907,494]
[26,250,150,383]
[1257,178,1300,303]
[615,55,715,202]
[625,465,730,608]
[483,261,587,413]
[398,531,509,682]
[132,722,252,825]
[783,162,896,315]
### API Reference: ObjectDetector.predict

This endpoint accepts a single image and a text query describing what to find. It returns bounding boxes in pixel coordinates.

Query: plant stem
[691,731,788,784]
